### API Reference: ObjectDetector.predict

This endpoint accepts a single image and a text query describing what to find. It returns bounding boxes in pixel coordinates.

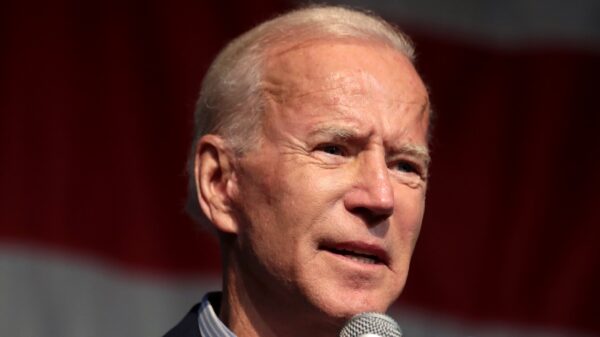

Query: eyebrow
[308,125,361,140]
[394,143,431,168]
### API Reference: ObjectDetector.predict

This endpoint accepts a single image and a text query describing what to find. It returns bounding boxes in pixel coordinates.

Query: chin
[315,288,397,321]
[296,260,406,322]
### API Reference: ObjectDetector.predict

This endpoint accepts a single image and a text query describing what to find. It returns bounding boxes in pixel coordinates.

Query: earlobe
[194,135,240,234]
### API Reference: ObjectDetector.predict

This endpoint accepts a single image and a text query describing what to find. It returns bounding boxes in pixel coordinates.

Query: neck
[218,249,341,337]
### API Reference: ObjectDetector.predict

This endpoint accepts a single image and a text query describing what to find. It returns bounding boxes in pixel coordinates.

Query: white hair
[186,5,416,224]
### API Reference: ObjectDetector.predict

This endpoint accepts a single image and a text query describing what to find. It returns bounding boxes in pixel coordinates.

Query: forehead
[260,39,430,143]
[262,38,427,105]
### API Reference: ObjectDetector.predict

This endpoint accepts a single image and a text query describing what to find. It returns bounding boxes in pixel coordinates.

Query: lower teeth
[347,255,377,264]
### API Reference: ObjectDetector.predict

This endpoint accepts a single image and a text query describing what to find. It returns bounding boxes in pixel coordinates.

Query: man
[166,5,431,337]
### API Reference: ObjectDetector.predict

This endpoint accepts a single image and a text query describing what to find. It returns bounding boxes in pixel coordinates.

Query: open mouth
[319,242,388,266]
[326,247,382,264]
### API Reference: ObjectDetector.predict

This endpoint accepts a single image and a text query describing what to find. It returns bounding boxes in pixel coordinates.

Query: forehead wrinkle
[261,77,369,125]
[261,72,349,106]
[264,53,376,104]
[287,74,370,105]
[292,83,351,101]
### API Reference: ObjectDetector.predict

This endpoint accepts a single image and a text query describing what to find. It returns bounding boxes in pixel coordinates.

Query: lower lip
[321,250,386,270]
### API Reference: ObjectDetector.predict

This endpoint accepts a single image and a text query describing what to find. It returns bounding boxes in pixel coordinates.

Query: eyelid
[315,143,348,156]
[388,157,428,180]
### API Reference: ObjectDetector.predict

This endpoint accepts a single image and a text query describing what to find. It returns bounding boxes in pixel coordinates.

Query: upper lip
[319,240,390,265]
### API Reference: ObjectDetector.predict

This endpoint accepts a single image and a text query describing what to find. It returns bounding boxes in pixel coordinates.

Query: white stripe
[324,0,600,49]
[1,245,592,337]
[389,306,596,337]
[198,297,233,337]
[198,310,210,336]
[199,306,218,337]
[0,245,220,337]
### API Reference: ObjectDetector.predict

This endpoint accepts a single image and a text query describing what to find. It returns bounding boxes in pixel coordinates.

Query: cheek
[394,186,426,241]
[278,160,349,213]
[233,162,304,247]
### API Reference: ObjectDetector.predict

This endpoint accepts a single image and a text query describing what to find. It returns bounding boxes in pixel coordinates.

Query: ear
[194,135,240,234]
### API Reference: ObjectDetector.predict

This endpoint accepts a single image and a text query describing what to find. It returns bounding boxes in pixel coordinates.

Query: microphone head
[339,312,403,337]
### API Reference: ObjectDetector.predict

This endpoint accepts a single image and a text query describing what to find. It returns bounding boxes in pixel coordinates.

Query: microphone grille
[339,312,403,337]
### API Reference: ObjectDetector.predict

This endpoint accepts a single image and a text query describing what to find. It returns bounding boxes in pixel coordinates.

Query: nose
[344,150,395,222]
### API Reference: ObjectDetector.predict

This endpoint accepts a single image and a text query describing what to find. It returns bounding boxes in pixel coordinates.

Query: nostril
[350,206,392,226]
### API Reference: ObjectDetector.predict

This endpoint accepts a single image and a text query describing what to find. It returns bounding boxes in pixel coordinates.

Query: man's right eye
[317,144,345,156]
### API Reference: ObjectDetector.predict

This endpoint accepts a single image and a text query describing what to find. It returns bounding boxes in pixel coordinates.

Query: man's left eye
[394,161,419,174]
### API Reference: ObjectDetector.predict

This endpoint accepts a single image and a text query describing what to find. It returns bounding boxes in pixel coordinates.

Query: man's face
[229,39,430,322]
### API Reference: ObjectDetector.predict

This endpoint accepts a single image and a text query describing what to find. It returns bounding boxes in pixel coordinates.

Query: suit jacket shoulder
[163,303,202,337]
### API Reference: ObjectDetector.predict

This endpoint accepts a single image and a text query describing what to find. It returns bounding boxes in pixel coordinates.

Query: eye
[393,160,421,175]
[316,144,345,156]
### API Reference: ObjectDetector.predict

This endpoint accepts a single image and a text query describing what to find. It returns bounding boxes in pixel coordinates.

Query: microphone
[339,312,403,337]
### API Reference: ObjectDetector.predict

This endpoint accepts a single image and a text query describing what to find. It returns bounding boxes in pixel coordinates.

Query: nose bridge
[355,147,395,214]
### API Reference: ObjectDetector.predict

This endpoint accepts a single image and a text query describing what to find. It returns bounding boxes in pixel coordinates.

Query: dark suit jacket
[163,303,202,337]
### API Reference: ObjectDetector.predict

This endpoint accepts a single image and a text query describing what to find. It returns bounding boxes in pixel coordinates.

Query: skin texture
[196,39,430,337]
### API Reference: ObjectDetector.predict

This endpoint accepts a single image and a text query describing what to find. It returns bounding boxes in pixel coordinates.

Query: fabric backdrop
[1,0,598,336]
